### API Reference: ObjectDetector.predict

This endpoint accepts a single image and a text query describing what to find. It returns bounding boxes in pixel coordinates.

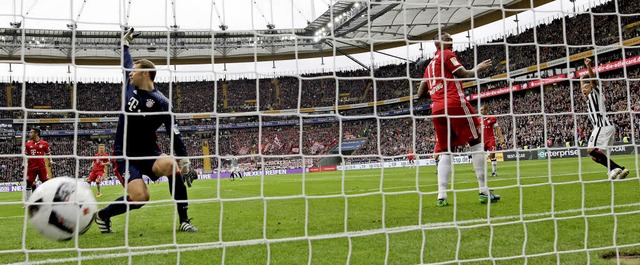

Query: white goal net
[0,0,640,264]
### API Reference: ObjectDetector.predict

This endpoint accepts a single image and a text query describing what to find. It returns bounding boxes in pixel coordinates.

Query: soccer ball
[26,177,97,241]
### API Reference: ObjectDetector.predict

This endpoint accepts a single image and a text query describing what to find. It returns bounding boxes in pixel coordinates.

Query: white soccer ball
[26,177,97,241]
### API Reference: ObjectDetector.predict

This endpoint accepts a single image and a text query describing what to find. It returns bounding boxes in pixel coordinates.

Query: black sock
[99,196,143,220]
[26,181,34,191]
[590,149,622,170]
[168,173,189,222]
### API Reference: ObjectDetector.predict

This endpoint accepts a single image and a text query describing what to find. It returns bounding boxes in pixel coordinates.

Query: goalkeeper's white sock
[491,159,497,173]
[470,144,489,195]
[437,154,452,199]
[25,189,32,201]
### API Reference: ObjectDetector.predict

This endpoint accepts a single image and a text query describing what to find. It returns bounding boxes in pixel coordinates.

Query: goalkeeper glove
[179,158,197,188]
[122,27,140,47]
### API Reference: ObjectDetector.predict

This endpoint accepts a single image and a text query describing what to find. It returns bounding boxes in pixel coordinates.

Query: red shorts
[88,170,105,182]
[432,102,481,152]
[484,141,496,152]
[27,167,49,183]
[408,155,414,161]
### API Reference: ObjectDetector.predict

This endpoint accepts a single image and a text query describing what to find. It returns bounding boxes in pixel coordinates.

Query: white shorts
[231,166,239,172]
[587,126,615,148]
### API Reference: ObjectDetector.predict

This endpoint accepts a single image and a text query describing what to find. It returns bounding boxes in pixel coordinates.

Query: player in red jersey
[418,32,498,207]
[24,128,52,201]
[87,144,110,197]
[480,105,506,177]
[407,149,415,168]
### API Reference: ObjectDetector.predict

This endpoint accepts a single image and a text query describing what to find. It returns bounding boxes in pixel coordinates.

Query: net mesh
[0,0,639,264]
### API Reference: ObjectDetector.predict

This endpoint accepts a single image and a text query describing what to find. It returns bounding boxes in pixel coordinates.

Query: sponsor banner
[509,68,528,76]
[0,182,20,187]
[486,153,504,162]
[625,21,640,29]
[547,58,566,66]
[502,150,536,161]
[0,185,26,192]
[469,56,640,100]
[337,157,470,171]
[309,166,337,173]
[0,168,307,192]
[596,45,618,54]
[527,74,567,88]
[622,37,640,46]
[570,50,594,61]
[537,149,580,159]
[0,119,13,139]
[331,139,368,152]
[468,84,522,100]
[502,144,635,161]
[573,56,640,78]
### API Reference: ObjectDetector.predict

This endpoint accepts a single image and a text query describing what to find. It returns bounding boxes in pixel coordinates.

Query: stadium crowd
[0,0,639,182]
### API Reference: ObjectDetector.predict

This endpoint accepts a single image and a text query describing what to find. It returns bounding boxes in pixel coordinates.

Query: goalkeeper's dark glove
[122,27,140,47]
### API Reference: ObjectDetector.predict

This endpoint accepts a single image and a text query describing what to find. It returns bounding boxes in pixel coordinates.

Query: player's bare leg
[588,148,628,180]
[153,156,198,232]
[96,180,102,197]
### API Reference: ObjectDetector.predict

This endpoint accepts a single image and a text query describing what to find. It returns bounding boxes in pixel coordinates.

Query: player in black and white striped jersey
[581,57,630,180]
[229,157,243,181]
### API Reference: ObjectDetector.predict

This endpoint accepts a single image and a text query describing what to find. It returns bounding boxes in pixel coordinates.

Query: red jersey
[423,49,465,112]
[25,140,50,170]
[482,116,498,143]
[92,152,109,172]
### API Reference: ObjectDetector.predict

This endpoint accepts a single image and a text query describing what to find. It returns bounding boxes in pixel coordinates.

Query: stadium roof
[0,0,552,65]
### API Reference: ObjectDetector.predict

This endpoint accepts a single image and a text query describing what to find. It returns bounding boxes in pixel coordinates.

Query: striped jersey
[586,86,612,128]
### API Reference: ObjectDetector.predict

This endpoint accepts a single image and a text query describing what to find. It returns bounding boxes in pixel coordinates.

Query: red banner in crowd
[525,74,567,89]
[308,166,337,172]
[468,55,640,100]
[573,55,640,78]
[468,85,522,100]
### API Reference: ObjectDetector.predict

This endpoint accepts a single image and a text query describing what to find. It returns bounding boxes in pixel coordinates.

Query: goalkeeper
[94,28,198,233]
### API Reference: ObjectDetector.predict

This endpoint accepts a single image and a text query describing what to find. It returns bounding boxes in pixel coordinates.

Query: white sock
[491,159,497,173]
[25,189,32,201]
[437,154,452,199]
[470,144,489,195]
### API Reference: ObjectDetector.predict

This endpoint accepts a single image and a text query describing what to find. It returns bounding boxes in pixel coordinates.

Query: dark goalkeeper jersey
[113,46,188,157]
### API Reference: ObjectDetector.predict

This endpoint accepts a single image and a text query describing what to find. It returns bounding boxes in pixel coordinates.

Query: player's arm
[44,143,53,165]
[122,28,138,92]
[495,124,506,148]
[448,50,492,78]
[584,58,597,87]
[163,114,197,183]
[163,115,188,157]
[417,81,430,99]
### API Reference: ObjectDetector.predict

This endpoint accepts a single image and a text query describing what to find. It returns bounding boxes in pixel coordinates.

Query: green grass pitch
[0,155,639,265]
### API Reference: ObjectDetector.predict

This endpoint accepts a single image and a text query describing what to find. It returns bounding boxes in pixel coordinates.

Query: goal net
[1,0,640,264]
